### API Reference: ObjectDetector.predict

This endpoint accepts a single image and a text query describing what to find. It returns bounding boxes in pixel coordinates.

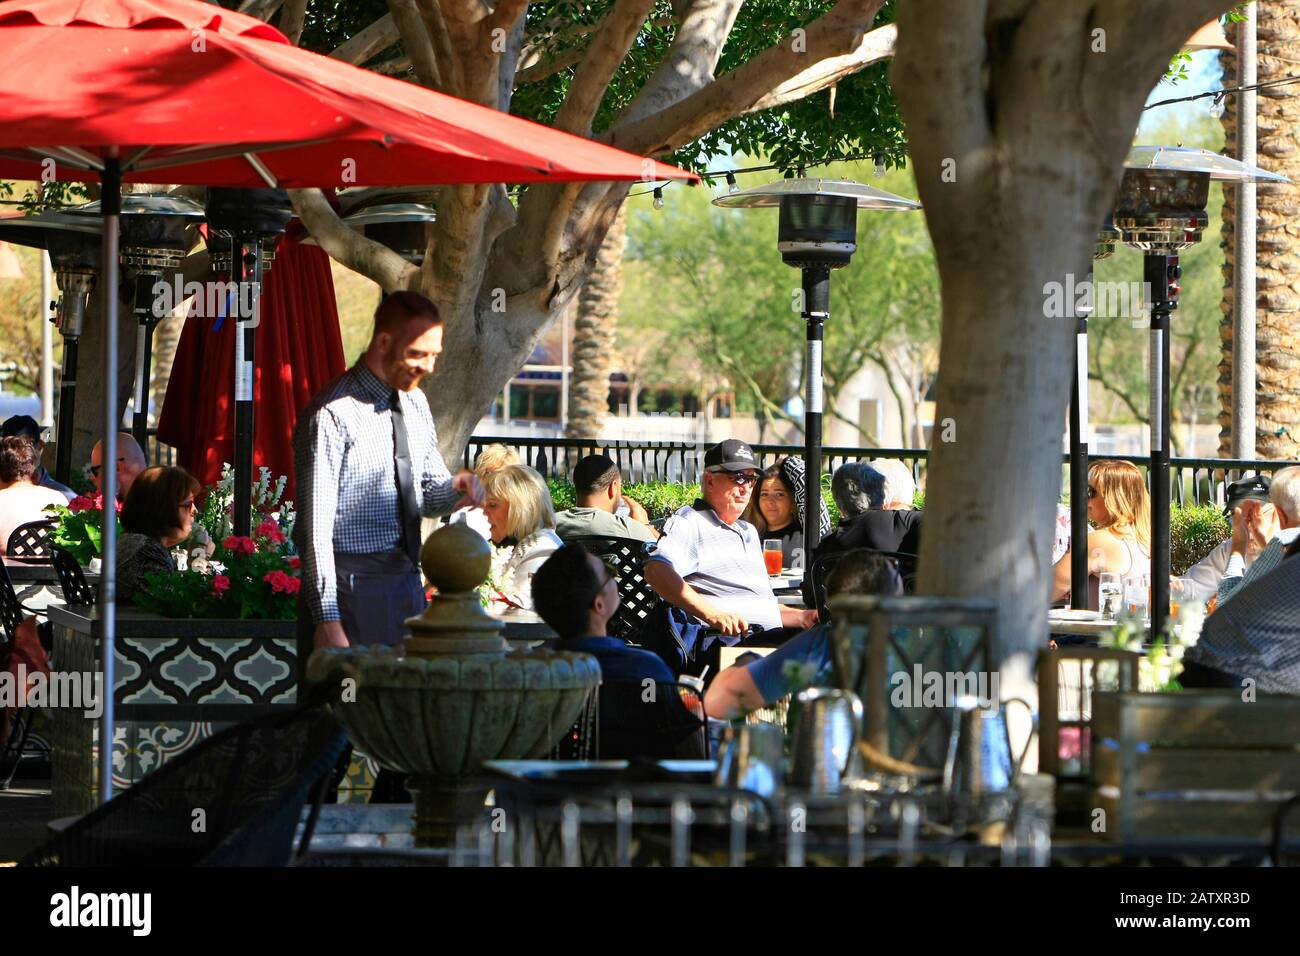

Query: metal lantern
[1108,146,1288,635]
[714,178,920,563]
[204,188,294,536]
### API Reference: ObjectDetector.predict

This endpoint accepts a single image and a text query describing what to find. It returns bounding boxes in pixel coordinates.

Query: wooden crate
[1090,691,1300,844]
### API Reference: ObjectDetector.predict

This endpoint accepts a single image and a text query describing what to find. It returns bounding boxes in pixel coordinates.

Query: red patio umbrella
[0,0,696,803]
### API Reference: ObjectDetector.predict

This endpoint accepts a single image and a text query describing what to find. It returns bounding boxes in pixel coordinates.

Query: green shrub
[547,477,575,513]
[1171,503,1229,575]
[623,482,700,519]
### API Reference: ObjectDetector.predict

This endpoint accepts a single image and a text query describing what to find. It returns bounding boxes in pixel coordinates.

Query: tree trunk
[71,282,137,470]
[1218,6,1300,460]
[566,207,626,439]
[894,0,1233,703]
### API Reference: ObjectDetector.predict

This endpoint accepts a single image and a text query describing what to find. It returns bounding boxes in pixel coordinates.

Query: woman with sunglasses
[117,465,202,602]
[1051,459,1151,609]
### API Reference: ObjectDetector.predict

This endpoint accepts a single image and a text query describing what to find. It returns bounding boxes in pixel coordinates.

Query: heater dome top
[1124,146,1289,184]
[712,177,921,211]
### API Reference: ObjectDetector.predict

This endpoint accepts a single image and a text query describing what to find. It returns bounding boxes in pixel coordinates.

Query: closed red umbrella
[156,221,344,498]
[0,0,695,804]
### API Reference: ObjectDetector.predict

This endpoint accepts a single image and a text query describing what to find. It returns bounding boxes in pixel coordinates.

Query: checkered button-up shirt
[293,363,461,624]
[1187,550,1300,694]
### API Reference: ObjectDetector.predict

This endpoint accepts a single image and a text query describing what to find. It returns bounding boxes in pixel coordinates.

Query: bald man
[90,433,149,501]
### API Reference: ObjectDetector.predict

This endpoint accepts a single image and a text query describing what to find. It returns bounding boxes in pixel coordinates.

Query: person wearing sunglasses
[642,440,818,674]
[89,432,149,501]
[1050,459,1151,609]
[117,465,202,603]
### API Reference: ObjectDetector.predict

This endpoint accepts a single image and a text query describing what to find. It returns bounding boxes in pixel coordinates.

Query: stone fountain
[307,522,600,846]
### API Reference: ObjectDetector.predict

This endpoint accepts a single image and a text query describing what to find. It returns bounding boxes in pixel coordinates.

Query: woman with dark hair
[0,436,66,555]
[742,457,831,568]
[118,465,202,602]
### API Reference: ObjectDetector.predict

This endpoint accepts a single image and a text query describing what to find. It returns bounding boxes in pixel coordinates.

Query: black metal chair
[555,680,707,761]
[808,547,915,619]
[51,547,96,606]
[0,554,50,790]
[566,534,662,643]
[21,694,350,867]
[6,519,55,560]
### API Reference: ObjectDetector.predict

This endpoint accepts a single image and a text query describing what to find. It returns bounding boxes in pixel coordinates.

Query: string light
[1209,92,1225,119]
[652,186,664,209]
[874,152,886,178]
[726,171,739,193]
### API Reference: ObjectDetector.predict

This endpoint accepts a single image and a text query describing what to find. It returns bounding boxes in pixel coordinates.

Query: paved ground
[0,784,52,863]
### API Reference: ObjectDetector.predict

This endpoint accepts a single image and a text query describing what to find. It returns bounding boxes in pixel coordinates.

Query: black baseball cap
[1224,474,1271,515]
[703,439,758,473]
[1,415,44,441]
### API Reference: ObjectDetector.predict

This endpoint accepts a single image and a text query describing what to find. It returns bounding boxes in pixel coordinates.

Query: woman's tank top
[1085,534,1152,610]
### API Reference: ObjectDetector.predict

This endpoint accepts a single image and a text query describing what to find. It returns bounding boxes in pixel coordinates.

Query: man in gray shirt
[555,454,657,543]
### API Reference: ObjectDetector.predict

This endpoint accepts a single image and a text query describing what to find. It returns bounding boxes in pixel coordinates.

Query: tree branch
[288,188,416,293]
[555,0,657,136]
[607,7,893,156]
[389,0,444,90]
[238,0,285,22]
[489,0,530,34]
[329,13,399,65]
[277,0,308,45]
[415,0,463,96]
[516,45,589,84]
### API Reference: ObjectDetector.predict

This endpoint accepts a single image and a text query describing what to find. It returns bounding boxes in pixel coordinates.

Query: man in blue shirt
[532,543,673,683]
[704,550,903,719]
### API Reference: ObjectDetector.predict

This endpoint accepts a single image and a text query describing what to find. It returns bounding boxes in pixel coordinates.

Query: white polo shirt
[647,503,782,630]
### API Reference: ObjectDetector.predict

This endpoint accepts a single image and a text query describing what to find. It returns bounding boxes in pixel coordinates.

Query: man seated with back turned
[706,550,903,719]
[532,542,673,683]
[555,454,657,543]
[1,415,73,500]
[643,440,817,660]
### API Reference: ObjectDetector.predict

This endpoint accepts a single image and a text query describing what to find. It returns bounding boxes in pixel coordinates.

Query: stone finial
[405,521,506,657]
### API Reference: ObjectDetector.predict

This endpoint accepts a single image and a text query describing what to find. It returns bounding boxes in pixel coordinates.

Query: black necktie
[390,390,422,569]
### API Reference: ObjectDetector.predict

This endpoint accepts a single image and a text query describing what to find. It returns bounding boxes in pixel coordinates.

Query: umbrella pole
[98,153,121,806]
[1145,251,1177,638]
[232,237,257,537]
[801,266,829,569]
[1069,311,1090,608]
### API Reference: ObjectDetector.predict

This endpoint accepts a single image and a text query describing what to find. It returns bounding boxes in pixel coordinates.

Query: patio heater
[70,196,205,452]
[1066,218,1123,607]
[714,179,920,565]
[1111,146,1287,635]
[205,188,293,537]
[337,201,437,264]
[0,210,101,482]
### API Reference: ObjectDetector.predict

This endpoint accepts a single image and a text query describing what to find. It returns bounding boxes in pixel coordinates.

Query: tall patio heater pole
[1112,146,1286,638]
[713,178,920,568]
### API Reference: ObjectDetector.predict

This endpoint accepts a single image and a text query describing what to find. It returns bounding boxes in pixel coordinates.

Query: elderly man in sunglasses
[89,432,149,501]
[644,440,818,666]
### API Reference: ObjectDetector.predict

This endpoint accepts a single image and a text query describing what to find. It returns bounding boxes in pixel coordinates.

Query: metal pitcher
[714,722,784,797]
[943,696,1033,798]
[788,687,864,793]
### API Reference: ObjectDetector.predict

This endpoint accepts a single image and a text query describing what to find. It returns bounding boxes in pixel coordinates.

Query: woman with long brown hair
[1051,459,1152,609]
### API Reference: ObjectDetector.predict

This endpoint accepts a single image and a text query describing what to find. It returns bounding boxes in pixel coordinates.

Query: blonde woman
[451,443,522,540]
[482,464,562,610]
[1051,459,1152,609]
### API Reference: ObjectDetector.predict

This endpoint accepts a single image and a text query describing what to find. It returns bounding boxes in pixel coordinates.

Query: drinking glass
[763,539,783,575]
[1124,574,1150,622]
[1098,572,1121,620]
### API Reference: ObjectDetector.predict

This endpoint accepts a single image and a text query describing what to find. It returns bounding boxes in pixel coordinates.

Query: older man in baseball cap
[642,439,817,674]
[0,415,73,501]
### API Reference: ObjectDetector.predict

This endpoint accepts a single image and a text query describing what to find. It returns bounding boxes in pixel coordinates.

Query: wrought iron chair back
[565,534,662,643]
[0,553,24,641]
[554,680,707,761]
[51,547,97,607]
[809,546,916,619]
[6,519,55,560]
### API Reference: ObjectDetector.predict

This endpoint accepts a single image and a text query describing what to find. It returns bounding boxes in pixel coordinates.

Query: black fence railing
[466,435,1295,508]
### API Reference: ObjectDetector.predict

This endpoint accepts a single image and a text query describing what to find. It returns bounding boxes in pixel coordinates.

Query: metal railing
[467,435,1295,507]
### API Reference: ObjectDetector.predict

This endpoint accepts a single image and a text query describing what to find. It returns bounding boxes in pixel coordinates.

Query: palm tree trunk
[1218,7,1300,460]
[566,207,627,440]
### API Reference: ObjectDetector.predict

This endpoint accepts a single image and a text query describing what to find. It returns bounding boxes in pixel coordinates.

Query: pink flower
[222,535,256,556]
[68,495,96,513]
[255,518,285,544]
[288,556,301,570]
[212,575,231,595]
[283,576,301,595]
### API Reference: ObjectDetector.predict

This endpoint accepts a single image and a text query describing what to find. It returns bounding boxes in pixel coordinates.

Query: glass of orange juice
[763,539,783,575]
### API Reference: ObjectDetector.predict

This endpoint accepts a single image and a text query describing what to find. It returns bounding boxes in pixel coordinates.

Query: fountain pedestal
[308,523,600,847]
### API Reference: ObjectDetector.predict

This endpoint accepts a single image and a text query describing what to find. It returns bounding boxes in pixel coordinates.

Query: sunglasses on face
[710,469,758,487]
[1087,486,1098,499]
[89,457,126,478]
[180,498,197,513]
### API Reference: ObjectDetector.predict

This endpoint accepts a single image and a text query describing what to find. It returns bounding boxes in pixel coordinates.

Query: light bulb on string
[653,186,664,209]
[726,171,739,194]
[1209,93,1225,119]
[874,153,886,178]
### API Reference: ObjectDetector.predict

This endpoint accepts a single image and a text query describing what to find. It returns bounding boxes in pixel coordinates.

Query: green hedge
[546,479,1228,573]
